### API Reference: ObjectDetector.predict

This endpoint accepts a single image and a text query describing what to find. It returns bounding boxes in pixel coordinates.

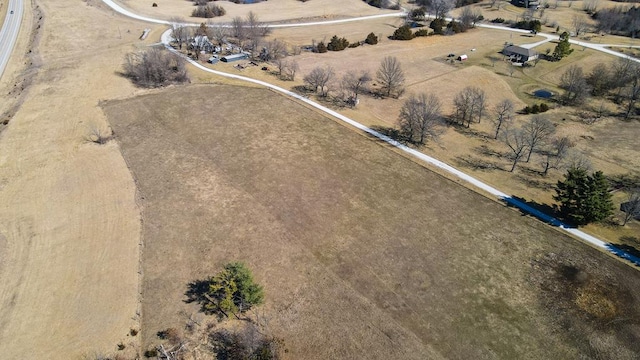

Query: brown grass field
[0,0,638,358]
[105,84,640,359]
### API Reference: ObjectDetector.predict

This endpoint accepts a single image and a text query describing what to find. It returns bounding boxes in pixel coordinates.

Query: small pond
[533,89,553,98]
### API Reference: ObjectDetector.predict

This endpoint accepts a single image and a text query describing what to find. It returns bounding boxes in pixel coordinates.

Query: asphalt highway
[0,0,23,80]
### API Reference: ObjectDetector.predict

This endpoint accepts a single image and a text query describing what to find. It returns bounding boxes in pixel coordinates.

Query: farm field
[105,84,640,359]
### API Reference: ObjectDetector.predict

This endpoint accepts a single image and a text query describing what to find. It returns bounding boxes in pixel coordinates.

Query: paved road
[0,0,23,80]
[108,0,640,266]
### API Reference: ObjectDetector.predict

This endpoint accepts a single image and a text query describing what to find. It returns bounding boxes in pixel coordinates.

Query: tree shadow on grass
[185,279,217,316]
[501,195,567,227]
[455,155,503,172]
[605,243,640,267]
[368,125,409,144]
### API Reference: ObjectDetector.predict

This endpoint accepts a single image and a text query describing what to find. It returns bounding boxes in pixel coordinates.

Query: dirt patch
[105,83,640,359]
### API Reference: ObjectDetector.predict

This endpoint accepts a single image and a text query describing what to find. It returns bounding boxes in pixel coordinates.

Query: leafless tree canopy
[502,127,529,172]
[622,188,640,225]
[123,47,189,88]
[453,86,486,127]
[260,39,288,62]
[492,99,514,139]
[170,17,191,50]
[560,65,589,105]
[341,71,372,105]
[459,7,482,30]
[540,136,572,176]
[522,115,555,162]
[376,56,405,98]
[572,14,589,36]
[303,66,335,97]
[427,0,454,19]
[398,93,444,144]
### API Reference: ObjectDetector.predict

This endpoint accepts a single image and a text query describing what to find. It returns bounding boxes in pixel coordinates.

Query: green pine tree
[554,168,613,225]
[207,262,264,317]
[392,25,415,40]
[552,32,573,60]
[365,32,379,45]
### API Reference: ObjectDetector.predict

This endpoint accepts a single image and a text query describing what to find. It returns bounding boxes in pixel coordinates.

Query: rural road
[0,0,23,80]
[103,0,640,266]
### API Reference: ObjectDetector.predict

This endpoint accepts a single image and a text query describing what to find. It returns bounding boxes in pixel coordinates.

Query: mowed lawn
[104,84,640,359]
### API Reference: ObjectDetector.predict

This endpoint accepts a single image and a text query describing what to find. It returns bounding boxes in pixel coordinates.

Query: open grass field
[113,0,394,23]
[0,0,157,358]
[105,83,640,359]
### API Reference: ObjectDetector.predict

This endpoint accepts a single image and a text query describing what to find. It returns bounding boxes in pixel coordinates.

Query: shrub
[191,3,225,18]
[447,20,463,33]
[144,349,158,358]
[410,7,426,20]
[430,18,446,34]
[539,102,549,112]
[491,17,506,23]
[316,41,327,53]
[365,32,378,45]
[523,106,531,114]
[327,35,349,51]
[414,28,430,37]
[392,25,415,40]
[348,42,361,48]
[531,103,540,114]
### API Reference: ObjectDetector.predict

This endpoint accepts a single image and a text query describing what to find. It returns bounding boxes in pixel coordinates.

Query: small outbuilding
[503,45,538,63]
[221,53,249,62]
[458,54,468,61]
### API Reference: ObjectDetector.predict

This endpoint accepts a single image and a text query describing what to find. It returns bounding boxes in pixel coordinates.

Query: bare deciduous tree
[260,39,287,62]
[429,0,454,19]
[232,16,247,47]
[398,93,444,144]
[522,115,555,162]
[376,56,405,98]
[453,86,486,127]
[564,150,592,171]
[624,63,640,119]
[124,47,189,88]
[540,136,571,175]
[502,127,529,172]
[285,60,299,81]
[303,66,334,97]
[341,71,372,106]
[572,15,589,36]
[459,7,482,30]
[609,57,635,102]
[209,25,228,46]
[170,17,190,50]
[493,99,514,139]
[622,188,640,225]
[560,65,589,105]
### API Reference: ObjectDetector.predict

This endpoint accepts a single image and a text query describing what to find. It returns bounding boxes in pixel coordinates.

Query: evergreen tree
[554,168,613,225]
[207,262,264,317]
[316,41,327,53]
[552,32,573,60]
[327,35,349,51]
[392,25,415,40]
[365,32,379,45]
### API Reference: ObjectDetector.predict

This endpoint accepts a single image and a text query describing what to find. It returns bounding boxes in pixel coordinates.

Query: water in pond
[534,89,553,98]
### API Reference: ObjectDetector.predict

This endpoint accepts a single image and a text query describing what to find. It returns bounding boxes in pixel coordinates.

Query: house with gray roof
[502,45,539,63]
